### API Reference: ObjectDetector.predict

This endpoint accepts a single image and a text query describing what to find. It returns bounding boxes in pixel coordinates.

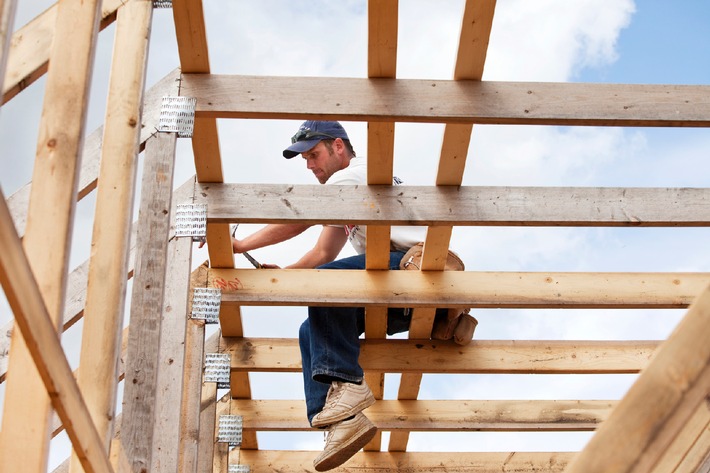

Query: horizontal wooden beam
[196,183,710,227]
[206,268,709,309]
[226,338,657,376]
[179,74,710,127]
[230,399,614,431]
[237,450,575,472]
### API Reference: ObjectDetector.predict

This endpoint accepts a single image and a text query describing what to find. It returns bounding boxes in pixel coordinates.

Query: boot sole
[313,422,377,471]
[311,394,376,428]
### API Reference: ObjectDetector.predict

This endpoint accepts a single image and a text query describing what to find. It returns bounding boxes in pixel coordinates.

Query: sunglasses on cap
[290,130,337,144]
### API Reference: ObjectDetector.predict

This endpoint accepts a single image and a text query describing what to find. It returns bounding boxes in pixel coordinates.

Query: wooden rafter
[180,75,710,127]
[564,284,710,473]
[69,3,154,470]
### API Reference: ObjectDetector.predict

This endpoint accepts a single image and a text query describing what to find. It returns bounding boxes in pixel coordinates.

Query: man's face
[301,140,344,184]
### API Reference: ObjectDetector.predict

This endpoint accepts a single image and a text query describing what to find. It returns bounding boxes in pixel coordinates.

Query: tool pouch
[399,242,477,345]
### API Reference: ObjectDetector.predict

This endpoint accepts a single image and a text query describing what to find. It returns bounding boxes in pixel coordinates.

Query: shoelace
[322,383,344,410]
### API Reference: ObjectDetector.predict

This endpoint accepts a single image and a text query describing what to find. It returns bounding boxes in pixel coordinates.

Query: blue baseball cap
[283,120,350,159]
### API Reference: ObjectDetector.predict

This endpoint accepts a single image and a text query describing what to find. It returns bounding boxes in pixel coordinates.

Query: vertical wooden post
[69,2,154,472]
[151,180,194,471]
[0,0,102,470]
[118,131,177,472]
[0,0,16,92]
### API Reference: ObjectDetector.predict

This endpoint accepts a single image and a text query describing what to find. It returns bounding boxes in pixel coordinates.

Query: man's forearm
[237,223,311,253]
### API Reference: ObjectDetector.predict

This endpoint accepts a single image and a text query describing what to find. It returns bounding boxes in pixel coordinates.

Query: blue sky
[1,0,709,466]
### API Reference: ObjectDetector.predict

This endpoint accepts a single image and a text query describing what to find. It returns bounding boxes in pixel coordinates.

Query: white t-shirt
[326,156,424,254]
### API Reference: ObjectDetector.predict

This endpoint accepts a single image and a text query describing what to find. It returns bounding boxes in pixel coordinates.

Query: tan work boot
[313,412,377,471]
[311,381,375,428]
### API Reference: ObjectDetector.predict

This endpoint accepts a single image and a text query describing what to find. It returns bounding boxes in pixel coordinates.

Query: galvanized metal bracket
[204,353,231,389]
[175,203,207,242]
[152,0,172,8]
[228,465,250,473]
[190,287,221,324]
[158,96,196,137]
[218,415,243,447]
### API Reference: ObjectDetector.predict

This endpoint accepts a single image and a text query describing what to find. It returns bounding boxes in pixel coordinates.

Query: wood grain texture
[238,450,574,472]
[119,132,177,473]
[180,74,710,127]
[208,268,709,309]
[564,284,710,473]
[230,399,613,431]
[226,338,657,374]
[196,183,710,227]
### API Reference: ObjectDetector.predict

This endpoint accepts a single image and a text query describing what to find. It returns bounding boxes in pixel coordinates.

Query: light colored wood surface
[564,284,710,473]
[651,402,710,473]
[1,0,122,103]
[208,268,708,308]
[119,132,177,473]
[180,74,710,127]
[239,450,575,472]
[230,399,613,431]
[0,0,102,469]
[227,338,657,374]
[196,183,710,227]
[0,191,112,473]
[0,0,15,95]
[70,3,153,471]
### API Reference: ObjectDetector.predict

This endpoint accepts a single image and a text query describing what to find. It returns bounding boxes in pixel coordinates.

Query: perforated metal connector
[191,287,221,324]
[158,96,196,137]
[152,0,172,7]
[218,415,243,446]
[228,465,250,473]
[204,353,231,388]
[175,203,207,241]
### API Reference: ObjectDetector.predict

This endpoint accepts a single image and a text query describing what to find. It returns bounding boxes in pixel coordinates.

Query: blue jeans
[299,251,412,425]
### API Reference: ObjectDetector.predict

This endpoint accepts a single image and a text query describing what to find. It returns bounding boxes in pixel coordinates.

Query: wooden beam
[226,338,657,378]
[0,0,16,94]
[207,268,708,309]
[118,132,177,473]
[179,74,710,127]
[563,284,710,473]
[0,0,102,469]
[0,194,112,472]
[238,450,575,472]
[2,0,123,103]
[6,67,181,237]
[651,401,710,473]
[195,183,710,227]
[69,3,153,471]
[230,399,613,431]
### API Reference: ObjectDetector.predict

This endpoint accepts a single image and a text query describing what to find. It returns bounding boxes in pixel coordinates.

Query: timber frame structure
[1,1,709,473]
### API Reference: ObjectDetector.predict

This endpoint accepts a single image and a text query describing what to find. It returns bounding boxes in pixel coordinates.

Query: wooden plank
[0,0,102,469]
[230,399,613,431]
[179,317,206,473]
[179,74,710,127]
[119,132,177,473]
[564,284,710,473]
[652,402,710,473]
[208,268,709,309]
[0,0,16,94]
[151,237,193,471]
[0,190,113,473]
[6,67,181,237]
[227,338,657,374]
[2,0,123,103]
[69,3,153,471]
[212,392,231,473]
[195,333,220,472]
[196,183,710,227]
[239,450,575,472]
